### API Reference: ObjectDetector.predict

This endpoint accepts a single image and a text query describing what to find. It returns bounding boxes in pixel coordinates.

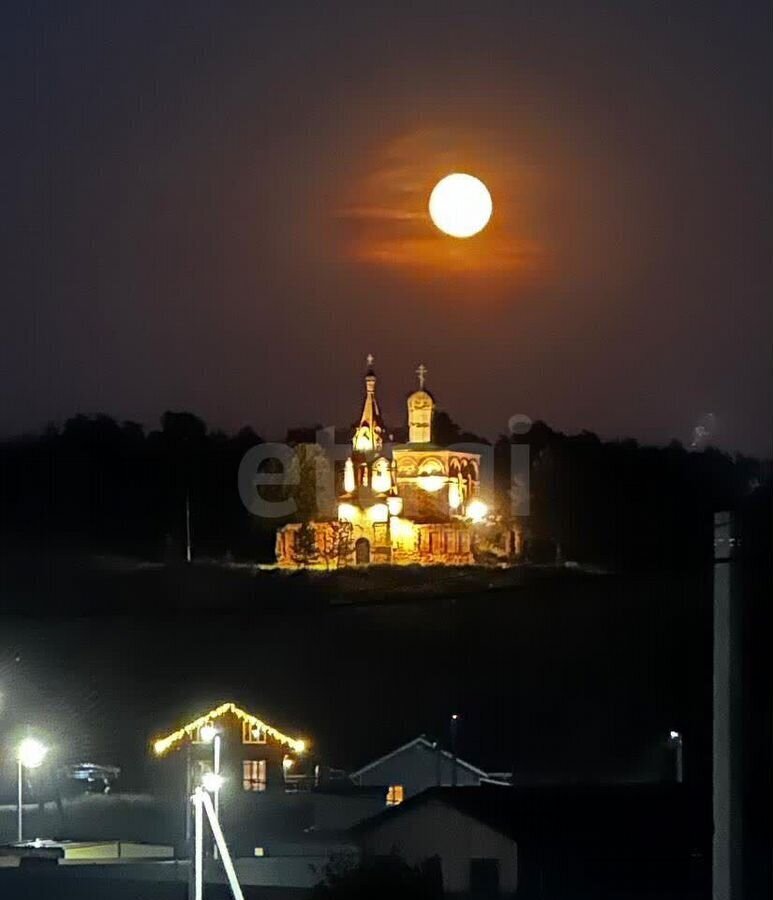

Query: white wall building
[349,735,502,806]
[355,787,517,895]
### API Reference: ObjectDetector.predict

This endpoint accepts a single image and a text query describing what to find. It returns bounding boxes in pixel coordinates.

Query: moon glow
[428,173,493,238]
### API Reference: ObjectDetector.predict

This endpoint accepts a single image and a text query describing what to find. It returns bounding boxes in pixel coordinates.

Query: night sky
[2,1,769,453]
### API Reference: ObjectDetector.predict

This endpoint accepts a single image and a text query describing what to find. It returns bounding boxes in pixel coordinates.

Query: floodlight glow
[418,475,446,493]
[386,495,403,516]
[343,459,356,493]
[17,738,48,769]
[202,772,224,792]
[466,499,488,523]
[338,503,358,523]
[200,724,218,743]
[367,503,389,523]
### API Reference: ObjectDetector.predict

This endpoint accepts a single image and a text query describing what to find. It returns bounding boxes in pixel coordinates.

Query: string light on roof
[152,702,307,756]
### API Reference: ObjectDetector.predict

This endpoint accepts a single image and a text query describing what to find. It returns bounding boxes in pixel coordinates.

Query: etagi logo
[238,416,532,520]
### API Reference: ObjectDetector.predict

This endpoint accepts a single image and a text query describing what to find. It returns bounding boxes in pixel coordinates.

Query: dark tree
[312,852,442,900]
[291,521,320,567]
[319,520,355,570]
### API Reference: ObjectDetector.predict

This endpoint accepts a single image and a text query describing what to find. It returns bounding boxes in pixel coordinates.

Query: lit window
[386,785,404,806]
[373,522,388,544]
[243,721,267,744]
[243,759,267,792]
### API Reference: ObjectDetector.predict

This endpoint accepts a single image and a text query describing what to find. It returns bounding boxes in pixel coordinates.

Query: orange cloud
[335,129,550,282]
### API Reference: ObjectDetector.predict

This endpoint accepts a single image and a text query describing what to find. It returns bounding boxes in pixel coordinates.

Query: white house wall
[353,742,483,797]
[361,799,518,894]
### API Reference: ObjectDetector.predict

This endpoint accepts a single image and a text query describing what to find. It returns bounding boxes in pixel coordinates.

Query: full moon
[428,173,493,238]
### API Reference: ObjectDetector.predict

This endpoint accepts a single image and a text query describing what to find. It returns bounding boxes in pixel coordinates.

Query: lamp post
[669,730,684,784]
[200,725,222,859]
[16,738,48,843]
[201,772,224,862]
[450,714,460,787]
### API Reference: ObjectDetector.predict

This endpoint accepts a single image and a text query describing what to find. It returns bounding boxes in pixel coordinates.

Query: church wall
[393,449,481,520]
[276,521,478,568]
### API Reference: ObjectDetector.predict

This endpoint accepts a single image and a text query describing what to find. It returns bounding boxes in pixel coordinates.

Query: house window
[243,721,267,744]
[469,859,499,896]
[386,785,404,806]
[243,759,267,792]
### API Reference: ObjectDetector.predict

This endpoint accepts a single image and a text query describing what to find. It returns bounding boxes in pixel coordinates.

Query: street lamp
[200,725,222,859]
[17,738,48,842]
[200,724,217,743]
[202,771,224,793]
[668,730,684,784]
[200,726,222,809]
[450,714,460,786]
[466,499,488,523]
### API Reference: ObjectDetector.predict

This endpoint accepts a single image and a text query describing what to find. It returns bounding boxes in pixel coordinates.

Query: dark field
[0,555,712,802]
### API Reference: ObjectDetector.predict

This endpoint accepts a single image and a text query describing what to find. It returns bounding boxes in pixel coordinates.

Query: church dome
[407,388,433,404]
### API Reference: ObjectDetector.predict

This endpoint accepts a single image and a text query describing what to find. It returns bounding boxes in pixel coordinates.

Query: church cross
[366,353,374,368]
[416,363,427,389]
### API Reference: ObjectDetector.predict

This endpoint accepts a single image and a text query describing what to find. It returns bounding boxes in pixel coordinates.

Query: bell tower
[407,363,433,444]
[353,353,385,453]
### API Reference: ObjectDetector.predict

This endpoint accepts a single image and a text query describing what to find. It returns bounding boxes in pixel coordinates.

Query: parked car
[57,763,120,794]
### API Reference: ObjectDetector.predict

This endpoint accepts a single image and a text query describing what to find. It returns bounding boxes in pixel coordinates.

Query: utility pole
[191,787,244,900]
[713,511,742,900]
[669,731,684,783]
[450,714,460,786]
[213,733,221,860]
[185,490,192,563]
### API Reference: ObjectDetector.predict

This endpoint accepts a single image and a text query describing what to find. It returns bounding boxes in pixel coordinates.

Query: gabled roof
[352,784,711,850]
[350,735,489,781]
[152,701,306,756]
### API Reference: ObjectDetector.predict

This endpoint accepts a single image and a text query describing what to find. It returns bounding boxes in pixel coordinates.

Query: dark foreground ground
[0,555,715,899]
[0,555,712,797]
[0,869,305,900]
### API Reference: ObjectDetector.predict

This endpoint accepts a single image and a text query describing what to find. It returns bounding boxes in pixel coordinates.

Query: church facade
[276,358,503,568]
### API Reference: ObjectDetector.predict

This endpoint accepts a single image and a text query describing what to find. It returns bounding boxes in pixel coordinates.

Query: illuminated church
[276,357,492,567]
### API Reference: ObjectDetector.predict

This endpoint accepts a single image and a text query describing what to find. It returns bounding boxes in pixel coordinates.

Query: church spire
[353,353,385,453]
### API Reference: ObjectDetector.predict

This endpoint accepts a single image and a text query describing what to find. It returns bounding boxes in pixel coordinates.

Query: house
[353,785,518,895]
[349,736,500,805]
[352,784,709,897]
[151,701,313,851]
[150,702,385,851]
[151,700,309,793]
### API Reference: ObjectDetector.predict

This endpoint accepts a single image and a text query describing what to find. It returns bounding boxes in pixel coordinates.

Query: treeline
[0,411,766,569]
[495,422,765,569]
[0,412,270,560]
